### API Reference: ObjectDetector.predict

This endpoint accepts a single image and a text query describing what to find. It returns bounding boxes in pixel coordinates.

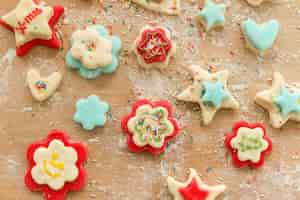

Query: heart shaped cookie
[131,0,180,15]
[241,19,279,56]
[27,69,62,101]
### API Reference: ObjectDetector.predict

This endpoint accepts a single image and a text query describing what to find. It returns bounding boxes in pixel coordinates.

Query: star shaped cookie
[131,0,180,15]
[176,65,239,125]
[255,72,300,128]
[167,168,226,200]
[0,0,64,56]
[197,0,226,31]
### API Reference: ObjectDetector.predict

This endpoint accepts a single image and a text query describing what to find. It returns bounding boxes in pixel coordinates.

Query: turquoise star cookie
[74,95,110,130]
[274,87,300,116]
[201,80,228,108]
[65,25,122,79]
[197,0,226,31]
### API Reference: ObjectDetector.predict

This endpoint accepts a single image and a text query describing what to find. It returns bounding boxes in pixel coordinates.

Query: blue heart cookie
[242,19,279,54]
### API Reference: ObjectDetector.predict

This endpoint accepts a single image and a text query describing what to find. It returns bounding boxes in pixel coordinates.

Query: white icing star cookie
[131,0,180,15]
[133,24,176,70]
[255,72,300,128]
[167,168,226,200]
[176,65,239,125]
[27,69,62,101]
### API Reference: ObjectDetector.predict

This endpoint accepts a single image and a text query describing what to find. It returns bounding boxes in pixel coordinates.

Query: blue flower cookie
[65,25,122,79]
[241,19,279,56]
[74,95,110,130]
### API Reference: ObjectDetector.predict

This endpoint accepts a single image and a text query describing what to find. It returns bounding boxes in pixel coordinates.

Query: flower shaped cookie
[25,130,87,200]
[225,121,272,168]
[133,25,176,70]
[121,99,179,154]
[74,95,110,130]
[0,0,64,56]
[66,25,122,79]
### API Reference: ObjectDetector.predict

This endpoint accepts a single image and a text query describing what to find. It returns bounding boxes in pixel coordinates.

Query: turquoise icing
[74,95,110,130]
[201,80,228,108]
[65,25,122,79]
[274,87,300,116]
[242,19,279,51]
[198,0,225,30]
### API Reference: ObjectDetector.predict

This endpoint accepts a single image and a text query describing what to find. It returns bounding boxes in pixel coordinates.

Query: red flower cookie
[0,0,64,56]
[25,130,87,200]
[133,24,176,70]
[121,99,180,155]
[225,121,272,168]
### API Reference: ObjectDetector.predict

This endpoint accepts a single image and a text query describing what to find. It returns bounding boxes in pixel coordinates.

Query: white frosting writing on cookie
[31,140,79,190]
[70,28,113,69]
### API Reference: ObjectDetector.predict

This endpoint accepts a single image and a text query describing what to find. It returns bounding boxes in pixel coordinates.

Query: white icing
[230,127,269,163]
[70,28,113,69]
[31,140,79,190]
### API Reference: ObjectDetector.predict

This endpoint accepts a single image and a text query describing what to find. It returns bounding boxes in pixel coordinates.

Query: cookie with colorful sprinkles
[65,25,122,79]
[133,24,176,70]
[121,99,180,155]
[0,0,64,56]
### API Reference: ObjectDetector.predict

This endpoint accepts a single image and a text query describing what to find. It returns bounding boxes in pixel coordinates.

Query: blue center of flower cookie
[274,87,300,116]
[201,80,228,108]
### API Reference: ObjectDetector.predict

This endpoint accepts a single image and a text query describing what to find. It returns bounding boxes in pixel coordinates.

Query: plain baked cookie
[133,24,176,70]
[131,0,180,15]
[255,72,300,128]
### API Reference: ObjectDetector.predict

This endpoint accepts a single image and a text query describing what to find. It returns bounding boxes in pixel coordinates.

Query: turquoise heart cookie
[242,19,279,52]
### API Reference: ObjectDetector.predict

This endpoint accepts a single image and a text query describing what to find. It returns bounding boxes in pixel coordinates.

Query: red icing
[121,99,180,155]
[0,0,64,56]
[24,130,87,200]
[136,27,172,64]
[179,178,209,200]
[224,121,272,168]
[15,7,43,34]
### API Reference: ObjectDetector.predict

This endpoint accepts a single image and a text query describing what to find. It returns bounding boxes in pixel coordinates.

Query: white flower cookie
[133,25,176,70]
[176,65,239,125]
[31,139,79,190]
[167,168,226,200]
[27,69,62,102]
[131,0,180,15]
[255,72,300,128]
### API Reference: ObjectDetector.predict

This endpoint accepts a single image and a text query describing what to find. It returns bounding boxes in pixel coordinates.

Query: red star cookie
[0,0,64,56]
[167,168,226,200]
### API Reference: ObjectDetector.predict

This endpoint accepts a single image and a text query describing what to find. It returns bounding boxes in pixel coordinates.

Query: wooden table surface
[0,0,300,199]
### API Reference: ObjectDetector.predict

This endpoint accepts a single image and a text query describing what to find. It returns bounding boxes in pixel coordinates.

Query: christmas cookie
[131,0,180,15]
[167,168,226,200]
[65,25,122,79]
[255,72,300,128]
[0,0,64,56]
[133,24,176,70]
[225,121,272,168]
[176,65,239,125]
[241,19,279,56]
[197,0,226,32]
[27,69,62,102]
[74,95,110,131]
[25,130,87,200]
[121,99,179,154]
